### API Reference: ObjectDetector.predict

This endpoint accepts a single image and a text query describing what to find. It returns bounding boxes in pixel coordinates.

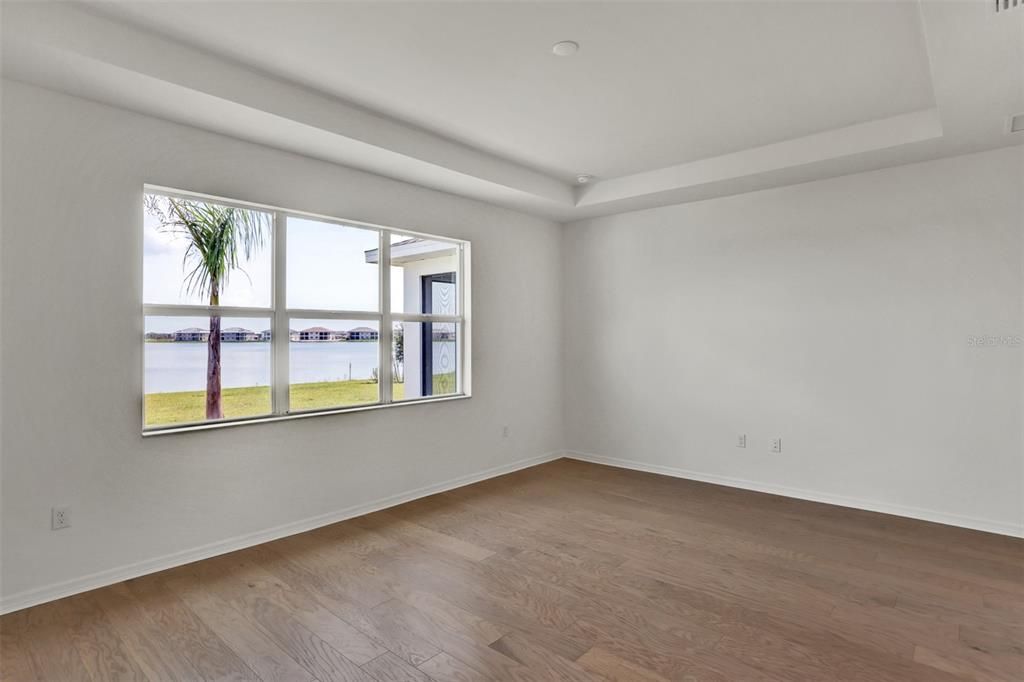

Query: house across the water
[167,326,376,342]
[220,327,260,342]
[347,326,379,341]
[173,327,210,342]
[299,326,343,341]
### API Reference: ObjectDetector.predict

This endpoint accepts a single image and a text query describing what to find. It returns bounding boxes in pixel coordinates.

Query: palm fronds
[145,195,270,302]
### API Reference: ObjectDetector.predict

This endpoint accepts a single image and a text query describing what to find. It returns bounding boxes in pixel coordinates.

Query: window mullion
[460,242,471,396]
[380,232,393,404]
[142,304,272,317]
[272,211,290,414]
[283,309,382,321]
[391,313,462,324]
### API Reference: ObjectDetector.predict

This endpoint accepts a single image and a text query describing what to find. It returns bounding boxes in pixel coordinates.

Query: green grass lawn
[145,376,452,426]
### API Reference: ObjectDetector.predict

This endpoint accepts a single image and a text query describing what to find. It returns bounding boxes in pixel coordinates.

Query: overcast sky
[144,211,403,333]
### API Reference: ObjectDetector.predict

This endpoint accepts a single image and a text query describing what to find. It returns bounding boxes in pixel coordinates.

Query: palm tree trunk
[206,284,223,419]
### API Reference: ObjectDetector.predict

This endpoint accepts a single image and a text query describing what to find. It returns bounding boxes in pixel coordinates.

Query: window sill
[142,393,470,437]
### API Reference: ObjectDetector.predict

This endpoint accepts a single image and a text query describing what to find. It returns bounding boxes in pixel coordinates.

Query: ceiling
[61,1,936,182]
[2,1,1022,220]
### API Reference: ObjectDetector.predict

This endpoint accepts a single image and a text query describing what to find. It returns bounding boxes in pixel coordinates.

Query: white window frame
[142,185,471,435]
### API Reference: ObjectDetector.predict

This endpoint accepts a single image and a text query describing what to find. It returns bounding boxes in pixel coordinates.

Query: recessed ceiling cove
[2,1,1021,220]
[73,0,936,180]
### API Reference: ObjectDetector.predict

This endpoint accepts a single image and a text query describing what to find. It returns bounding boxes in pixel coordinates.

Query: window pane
[143,195,272,307]
[389,233,459,315]
[144,316,272,427]
[290,319,380,411]
[392,321,458,401]
[288,217,379,311]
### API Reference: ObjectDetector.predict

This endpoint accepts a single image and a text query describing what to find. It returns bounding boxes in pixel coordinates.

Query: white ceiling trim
[0,2,577,219]
[577,109,943,209]
[1,1,1021,221]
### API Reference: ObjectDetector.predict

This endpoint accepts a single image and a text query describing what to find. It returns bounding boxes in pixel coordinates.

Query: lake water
[144,341,454,393]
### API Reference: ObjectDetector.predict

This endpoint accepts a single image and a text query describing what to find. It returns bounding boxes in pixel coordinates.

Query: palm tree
[146,196,270,419]
[392,325,405,383]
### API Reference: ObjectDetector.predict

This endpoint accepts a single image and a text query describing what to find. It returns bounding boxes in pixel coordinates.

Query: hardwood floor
[2,459,1022,681]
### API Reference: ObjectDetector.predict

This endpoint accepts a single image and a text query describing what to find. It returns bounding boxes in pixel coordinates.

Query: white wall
[563,146,1023,536]
[0,81,564,609]
[2,77,1021,614]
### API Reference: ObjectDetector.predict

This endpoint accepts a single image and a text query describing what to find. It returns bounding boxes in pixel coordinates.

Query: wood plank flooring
[2,459,1022,681]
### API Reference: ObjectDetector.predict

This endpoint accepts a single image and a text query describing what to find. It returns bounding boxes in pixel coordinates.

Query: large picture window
[143,188,469,432]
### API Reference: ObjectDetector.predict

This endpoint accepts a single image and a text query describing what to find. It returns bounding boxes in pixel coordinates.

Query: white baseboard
[6,448,1017,614]
[565,451,1024,539]
[0,451,563,615]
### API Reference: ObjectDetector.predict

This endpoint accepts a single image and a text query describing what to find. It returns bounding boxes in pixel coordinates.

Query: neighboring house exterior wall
[399,253,458,400]
[221,328,259,342]
[173,328,209,342]
[348,328,379,341]
[299,327,333,341]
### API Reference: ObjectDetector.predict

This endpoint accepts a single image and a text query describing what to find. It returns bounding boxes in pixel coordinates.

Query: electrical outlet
[771,438,782,453]
[502,425,509,439]
[737,434,746,448]
[51,506,71,530]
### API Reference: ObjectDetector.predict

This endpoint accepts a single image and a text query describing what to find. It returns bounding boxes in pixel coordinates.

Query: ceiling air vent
[995,0,1021,11]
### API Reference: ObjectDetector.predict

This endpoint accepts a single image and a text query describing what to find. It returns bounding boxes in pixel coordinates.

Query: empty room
[0,1,1021,680]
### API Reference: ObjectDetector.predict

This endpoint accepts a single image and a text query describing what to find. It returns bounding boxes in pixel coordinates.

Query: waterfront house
[347,326,379,341]
[173,327,209,342]
[221,327,259,342]
[299,326,335,341]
